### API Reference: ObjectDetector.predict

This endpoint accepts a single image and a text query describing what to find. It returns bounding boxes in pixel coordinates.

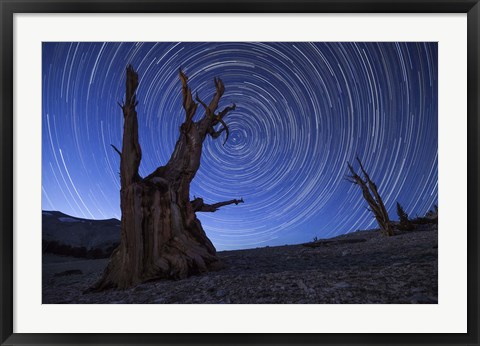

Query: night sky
[42,42,438,250]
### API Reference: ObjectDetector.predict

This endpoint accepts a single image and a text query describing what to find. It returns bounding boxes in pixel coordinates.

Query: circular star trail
[42,42,438,250]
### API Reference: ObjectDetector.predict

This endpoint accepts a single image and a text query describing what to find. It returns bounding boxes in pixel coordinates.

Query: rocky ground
[42,225,437,304]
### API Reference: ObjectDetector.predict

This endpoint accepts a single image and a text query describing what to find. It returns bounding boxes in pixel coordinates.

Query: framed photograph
[1,1,479,345]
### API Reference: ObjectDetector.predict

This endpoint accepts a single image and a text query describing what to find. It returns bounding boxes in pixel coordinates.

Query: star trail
[42,42,438,250]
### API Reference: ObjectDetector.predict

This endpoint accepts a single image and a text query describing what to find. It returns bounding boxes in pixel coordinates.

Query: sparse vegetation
[425,204,438,220]
[396,202,414,231]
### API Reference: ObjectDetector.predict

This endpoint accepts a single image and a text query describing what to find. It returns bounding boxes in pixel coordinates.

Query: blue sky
[42,42,438,250]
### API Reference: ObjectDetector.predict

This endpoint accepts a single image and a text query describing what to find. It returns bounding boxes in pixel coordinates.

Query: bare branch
[347,159,393,236]
[356,157,388,214]
[215,104,236,120]
[203,77,225,116]
[344,176,357,184]
[111,144,122,157]
[195,92,211,118]
[194,76,236,145]
[208,126,226,139]
[120,65,142,185]
[214,116,230,145]
[346,161,365,185]
[192,197,244,212]
[125,65,138,108]
[178,69,198,129]
[356,157,372,183]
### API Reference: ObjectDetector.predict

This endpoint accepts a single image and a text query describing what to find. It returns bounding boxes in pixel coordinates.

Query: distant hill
[42,211,120,259]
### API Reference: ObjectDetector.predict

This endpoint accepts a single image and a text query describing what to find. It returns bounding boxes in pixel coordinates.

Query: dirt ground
[43,226,437,304]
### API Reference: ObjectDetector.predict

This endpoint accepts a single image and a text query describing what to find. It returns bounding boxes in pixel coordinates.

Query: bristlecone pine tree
[90,65,243,291]
[347,158,394,236]
[396,202,413,230]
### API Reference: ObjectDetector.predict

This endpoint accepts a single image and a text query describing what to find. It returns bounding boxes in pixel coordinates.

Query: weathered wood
[347,158,394,236]
[89,66,240,291]
[192,198,244,212]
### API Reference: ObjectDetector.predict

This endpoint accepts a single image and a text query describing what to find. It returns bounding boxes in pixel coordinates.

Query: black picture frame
[1,1,478,345]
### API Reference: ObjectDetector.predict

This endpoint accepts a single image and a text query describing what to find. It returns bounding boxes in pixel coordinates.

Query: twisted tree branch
[111,144,122,157]
[191,197,244,212]
[179,68,198,130]
[347,159,393,236]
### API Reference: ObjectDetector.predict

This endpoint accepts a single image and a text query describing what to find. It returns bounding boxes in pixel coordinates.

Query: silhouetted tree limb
[191,197,244,212]
[110,144,122,157]
[347,158,394,236]
[179,69,198,132]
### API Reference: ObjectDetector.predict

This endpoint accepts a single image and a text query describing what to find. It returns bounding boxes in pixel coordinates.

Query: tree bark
[347,158,394,236]
[90,66,239,291]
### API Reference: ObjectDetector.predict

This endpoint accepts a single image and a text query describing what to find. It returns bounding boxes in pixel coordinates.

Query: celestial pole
[42,42,438,250]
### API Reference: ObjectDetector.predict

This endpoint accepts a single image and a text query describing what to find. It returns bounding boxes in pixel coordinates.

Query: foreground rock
[42,226,437,304]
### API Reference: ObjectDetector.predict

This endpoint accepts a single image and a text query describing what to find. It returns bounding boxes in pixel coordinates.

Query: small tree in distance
[396,202,414,231]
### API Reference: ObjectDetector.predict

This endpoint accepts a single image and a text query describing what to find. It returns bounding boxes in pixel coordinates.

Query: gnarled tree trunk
[90,66,241,291]
[347,158,394,236]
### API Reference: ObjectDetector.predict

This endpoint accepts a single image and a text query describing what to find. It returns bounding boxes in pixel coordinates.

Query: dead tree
[347,158,394,236]
[90,65,241,290]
